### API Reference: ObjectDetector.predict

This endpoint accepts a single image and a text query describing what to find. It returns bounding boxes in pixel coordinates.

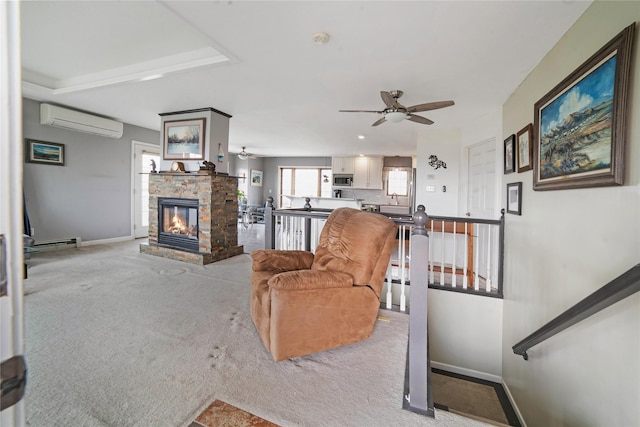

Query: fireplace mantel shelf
[141,172,242,178]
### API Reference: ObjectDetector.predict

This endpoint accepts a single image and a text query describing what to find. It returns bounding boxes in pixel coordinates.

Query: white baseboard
[80,236,133,247]
[501,379,527,427]
[430,361,502,384]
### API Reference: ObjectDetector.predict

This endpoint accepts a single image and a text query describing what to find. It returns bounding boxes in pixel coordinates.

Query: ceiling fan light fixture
[385,111,407,122]
[237,147,249,160]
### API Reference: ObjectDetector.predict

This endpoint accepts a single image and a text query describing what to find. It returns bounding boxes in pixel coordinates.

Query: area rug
[432,369,520,427]
[190,400,278,427]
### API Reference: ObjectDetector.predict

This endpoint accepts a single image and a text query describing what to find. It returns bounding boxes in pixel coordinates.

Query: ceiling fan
[339,90,454,126]
[237,147,257,160]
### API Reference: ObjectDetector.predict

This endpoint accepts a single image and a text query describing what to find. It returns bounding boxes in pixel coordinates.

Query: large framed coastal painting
[533,24,635,190]
[163,118,206,160]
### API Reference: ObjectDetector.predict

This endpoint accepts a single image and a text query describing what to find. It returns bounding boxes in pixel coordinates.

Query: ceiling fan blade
[407,114,434,125]
[339,109,383,113]
[372,117,387,126]
[380,91,396,108]
[407,100,455,113]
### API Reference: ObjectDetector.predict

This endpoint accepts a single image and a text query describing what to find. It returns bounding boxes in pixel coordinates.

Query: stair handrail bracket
[512,264,640,360]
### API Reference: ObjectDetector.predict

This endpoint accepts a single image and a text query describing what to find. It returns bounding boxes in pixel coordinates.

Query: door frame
[130,140,160,238]
[1,1,26,424]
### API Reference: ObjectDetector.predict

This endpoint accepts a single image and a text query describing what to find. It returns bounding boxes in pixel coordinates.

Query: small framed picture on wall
[251,170,263,187]
[25,139,65,166]
[517,124,533,173]
[504,134,515,174]
[506,182,522,215]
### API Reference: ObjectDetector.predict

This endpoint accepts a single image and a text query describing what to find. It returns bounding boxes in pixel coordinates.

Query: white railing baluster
[276,215,282,249]
[407,227,412,284]
[293,217,298,249]
[451,221,457,288]
[486,224,492,292]
[386,261,393,309]
[463,222,469,289]
[281,216,287,250]
[298,217,304,249]
[474,226,480,290]
[400,225,406,312]
[429,220,434,284]
[440,220,445,285]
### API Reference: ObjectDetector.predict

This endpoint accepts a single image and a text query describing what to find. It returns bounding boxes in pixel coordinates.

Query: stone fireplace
[140,173,243,264]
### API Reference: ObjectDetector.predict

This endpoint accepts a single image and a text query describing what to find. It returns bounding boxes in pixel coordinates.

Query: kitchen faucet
[391,193,398,205]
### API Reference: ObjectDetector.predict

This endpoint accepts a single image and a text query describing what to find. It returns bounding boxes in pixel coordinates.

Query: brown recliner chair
[250,207,398,361]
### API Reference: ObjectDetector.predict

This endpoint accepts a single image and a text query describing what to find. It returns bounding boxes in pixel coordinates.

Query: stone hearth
[140,173,243,264]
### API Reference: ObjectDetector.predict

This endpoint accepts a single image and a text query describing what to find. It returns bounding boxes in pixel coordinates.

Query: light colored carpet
[23,239,490,427]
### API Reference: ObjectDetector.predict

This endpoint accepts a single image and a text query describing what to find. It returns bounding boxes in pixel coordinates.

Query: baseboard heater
[32,237,81,252]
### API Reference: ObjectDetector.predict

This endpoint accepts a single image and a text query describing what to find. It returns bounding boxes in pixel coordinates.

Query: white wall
[501,3,640,426]
[415,129,461,216]
[415,124,504,380]
[429,290,503,381]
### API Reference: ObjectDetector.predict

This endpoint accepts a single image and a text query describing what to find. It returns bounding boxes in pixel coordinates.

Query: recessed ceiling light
[140,74,163,82]
[312,32,330,45]
[358,135,365,140]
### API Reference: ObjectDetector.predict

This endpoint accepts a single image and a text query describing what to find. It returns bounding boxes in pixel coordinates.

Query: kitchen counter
[284,196,362,210]
[378,205,411,216]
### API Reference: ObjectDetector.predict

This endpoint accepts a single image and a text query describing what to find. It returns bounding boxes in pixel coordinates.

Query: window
[386,169,408,196]
[280,168,332,207]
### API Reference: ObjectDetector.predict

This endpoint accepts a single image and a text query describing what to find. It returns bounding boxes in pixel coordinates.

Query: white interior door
[466,139,499,285]
[1,1,26,424]
[467,139,497,219]
[132,141,160,238]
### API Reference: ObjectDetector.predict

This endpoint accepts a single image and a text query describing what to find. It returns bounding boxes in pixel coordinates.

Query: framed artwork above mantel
[163,118,206,160]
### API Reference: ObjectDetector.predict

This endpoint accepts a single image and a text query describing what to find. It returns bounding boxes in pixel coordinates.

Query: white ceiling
[20,1,592,158]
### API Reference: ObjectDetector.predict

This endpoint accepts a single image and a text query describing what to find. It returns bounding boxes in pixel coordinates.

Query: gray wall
[23,98,160,242]
[228,154,264,206]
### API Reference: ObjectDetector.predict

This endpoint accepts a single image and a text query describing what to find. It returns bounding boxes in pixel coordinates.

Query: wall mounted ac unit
[40,103,124,139]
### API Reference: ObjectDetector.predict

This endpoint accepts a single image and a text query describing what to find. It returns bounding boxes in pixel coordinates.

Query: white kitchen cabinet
[332,157,355,174]
[353,156,383,189]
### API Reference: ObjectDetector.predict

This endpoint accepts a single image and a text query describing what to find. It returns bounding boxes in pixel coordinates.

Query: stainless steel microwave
[333,174,353,187]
